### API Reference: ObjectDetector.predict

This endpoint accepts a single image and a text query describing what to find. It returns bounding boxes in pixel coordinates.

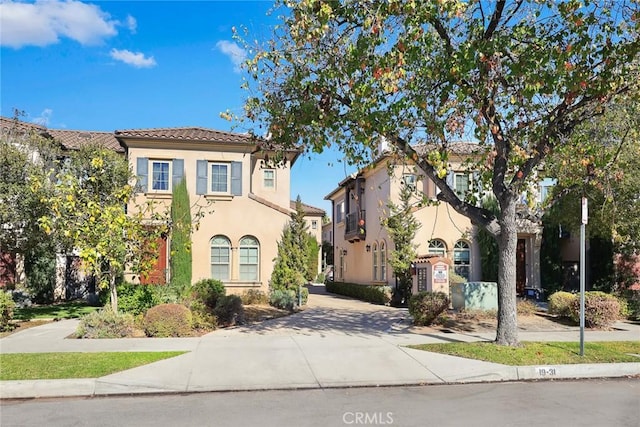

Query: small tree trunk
[495,195,519,346]
[109,269,118,313]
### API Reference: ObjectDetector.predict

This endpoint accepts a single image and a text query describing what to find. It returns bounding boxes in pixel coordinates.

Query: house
[324,142,545,296]
[1,116,325,298]
[115,126,324,293]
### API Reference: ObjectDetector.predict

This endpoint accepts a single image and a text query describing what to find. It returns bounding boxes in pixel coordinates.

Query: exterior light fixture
[365,244,371,252]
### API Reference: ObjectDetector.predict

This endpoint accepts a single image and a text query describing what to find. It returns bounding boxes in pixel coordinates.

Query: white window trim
[454,172,470,198]
[263,169,276,189]
[402,173,417,192]
[209,162,231,195]
[239,237,260,282]
[150,159,172,193]
[211,235,231,281]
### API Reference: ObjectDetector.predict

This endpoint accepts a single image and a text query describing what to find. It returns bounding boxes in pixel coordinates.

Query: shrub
[142,304,193,337]
[619,289,640,321]
[298,287,309,306]
[117,283,163,316]
[189,301,218,331]
[192,279,226,311]
[548,291,576,318]
[270,289,297,311]
[0,291,16,331]
[569,291,621,328]
[517,299,539,316]
[241,289,269,305]
[75,306,135,338]
[325,281,392,305]
[214,295,245,327]
[409,291,450,326]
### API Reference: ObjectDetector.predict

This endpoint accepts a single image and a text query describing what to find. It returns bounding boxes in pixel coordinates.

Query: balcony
[345,210,366,242]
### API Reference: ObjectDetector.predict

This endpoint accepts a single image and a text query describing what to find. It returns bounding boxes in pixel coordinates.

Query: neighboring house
[115,126,325,294]
[325,142,546,295]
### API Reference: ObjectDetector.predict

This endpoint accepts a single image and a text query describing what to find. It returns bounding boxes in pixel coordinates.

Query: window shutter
[231,161,242,196]
[196,160,208,195]
[136,157,148,193]
[172,158,184,188]
[446,170,454,188]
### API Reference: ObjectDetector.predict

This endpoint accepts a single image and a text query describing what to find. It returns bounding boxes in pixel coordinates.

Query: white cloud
[216,40,247,73]
[0,0,119,48]
[110,48,156,68]
[125,15,137,34]
[32,109,53,126]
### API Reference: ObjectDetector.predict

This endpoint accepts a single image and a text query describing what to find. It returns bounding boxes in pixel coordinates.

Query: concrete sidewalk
[1,287,639,399]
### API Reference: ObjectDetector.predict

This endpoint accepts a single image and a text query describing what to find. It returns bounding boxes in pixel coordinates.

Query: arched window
[380,241,387,281]
[372,243,378,280]
[339,249,345,279]
[428,239,447,257]
[239,236,259,281]
[210,235,231,281]
[454,240,471,281]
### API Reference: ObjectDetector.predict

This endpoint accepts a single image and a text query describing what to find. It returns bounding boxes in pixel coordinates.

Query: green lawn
[14,302,101,321]
[407,341,640,365]
[0,352,187,380]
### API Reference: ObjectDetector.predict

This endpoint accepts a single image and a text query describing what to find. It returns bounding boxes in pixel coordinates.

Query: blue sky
[0,0,355,214]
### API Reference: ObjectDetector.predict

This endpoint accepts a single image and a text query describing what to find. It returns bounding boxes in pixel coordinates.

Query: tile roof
[48,129,123,153]
[414,141,486,156]
[114,127,256,144]
[291,200,325,216]
[0,116,48,135]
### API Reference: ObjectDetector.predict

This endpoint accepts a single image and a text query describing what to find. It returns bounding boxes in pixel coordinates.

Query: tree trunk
[109,269,118,313]
[495,194,519,346]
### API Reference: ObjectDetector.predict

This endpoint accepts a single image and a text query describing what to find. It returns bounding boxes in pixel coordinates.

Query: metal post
[580,197,588,356]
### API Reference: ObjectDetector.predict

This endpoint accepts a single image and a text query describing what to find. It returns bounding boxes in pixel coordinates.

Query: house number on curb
[536,367,558,376]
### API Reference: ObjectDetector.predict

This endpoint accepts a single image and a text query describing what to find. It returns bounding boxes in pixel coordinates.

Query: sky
[0,0,356,214]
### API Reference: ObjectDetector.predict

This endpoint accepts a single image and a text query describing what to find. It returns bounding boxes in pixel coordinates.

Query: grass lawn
[14,302,101,321]
[0,352,187,380]
[407,341,640,365]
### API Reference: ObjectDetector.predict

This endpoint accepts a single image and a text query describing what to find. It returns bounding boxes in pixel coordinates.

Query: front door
[141,236,168,285]
[516,239,526,295]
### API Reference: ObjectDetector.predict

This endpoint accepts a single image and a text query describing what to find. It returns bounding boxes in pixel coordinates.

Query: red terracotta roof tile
[48,129,123,153]
[114,127,256,144]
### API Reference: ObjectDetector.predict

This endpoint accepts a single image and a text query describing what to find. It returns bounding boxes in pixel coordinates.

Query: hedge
[325,281,391,305]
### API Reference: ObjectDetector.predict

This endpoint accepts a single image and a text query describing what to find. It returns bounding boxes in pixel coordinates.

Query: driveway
[218,284,412,338]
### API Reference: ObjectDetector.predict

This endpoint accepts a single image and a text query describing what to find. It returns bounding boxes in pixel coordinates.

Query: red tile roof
[0,116,48,135]
[114,127,256,144]
[48,129,123,153]
[290,200,325,216]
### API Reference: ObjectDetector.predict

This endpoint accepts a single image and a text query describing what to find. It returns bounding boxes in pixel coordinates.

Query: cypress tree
[170,178,192,294]
[271,196,310,291]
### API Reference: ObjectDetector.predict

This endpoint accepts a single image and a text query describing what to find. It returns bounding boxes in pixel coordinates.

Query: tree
[34,146,169,312]
[382,184,421,305]
[305,233,320,282]
[544,88,640,292]
[170,178,192,295]
[271,197,311,291]
[0,116,60,300]
[236,0,640,346]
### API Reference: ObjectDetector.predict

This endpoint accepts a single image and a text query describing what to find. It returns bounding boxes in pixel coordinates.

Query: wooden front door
[516,239,527,295]
[141,236,168,285]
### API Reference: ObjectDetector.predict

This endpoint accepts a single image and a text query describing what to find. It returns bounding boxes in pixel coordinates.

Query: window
[239,236,259,281]
[339,249,345,279]
[311,220,318,230]
[211,163,229,193]
[538,178,557,204]
[454,240,471,281]
[263,169,275,188]
[454,173,470,198]
[197,160,242,196]
[135,158,183,194]
[428,239,447,257]
[152,161,171,191]
[380,241,387,280]
[210,235,231,281]
[402,174,417,191]
[336,200,345,223]
[372,243,378,280]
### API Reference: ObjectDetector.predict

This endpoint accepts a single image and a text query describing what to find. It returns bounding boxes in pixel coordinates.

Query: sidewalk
[1,287,639,399]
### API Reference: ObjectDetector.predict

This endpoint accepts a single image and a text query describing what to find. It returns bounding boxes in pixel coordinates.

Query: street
[2,379,638,427]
